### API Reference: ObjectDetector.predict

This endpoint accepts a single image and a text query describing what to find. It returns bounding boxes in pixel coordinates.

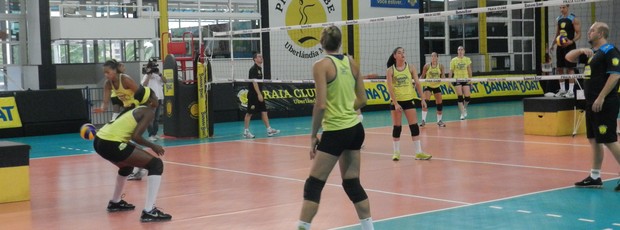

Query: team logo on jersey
[613,58,619,66]
[599,125,608,135]
[275,0,335,59]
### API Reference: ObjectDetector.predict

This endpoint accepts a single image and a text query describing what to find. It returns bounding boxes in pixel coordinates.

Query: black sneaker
[574,176,603,188]
[140,207,172,222]
[107,200,136,212]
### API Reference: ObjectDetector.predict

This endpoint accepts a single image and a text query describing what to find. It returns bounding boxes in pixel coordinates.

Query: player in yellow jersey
[449,46,473,120]
[386,47,431,161]
[94,86,172,222]
[298,26,373,230]
[95,59,140,119]
[419,52,446,127]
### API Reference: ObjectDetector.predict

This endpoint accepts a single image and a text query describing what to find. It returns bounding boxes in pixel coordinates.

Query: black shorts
[247,96,267,114]
[93,136,136,163]
[585,101,619,143]
[451,81,471,87]
[556,44,577,68]
[424,86,441,94]
[390,99,416,110]
[317,123,365,157]
[111,96,123,106]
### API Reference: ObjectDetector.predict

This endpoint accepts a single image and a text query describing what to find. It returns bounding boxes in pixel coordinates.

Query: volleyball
[80,123,97,140]
[555,35,569,46]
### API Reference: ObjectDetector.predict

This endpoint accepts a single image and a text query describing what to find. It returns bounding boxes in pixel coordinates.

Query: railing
[52,3,154,19]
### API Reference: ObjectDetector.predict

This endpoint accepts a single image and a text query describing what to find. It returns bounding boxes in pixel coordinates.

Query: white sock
[437,114,443,122]
[568,83,574,92]
[111,174,127,203]
[358,114,364,123]
[144,175,162,212]
[559,82,566,91]
[298,221,311,230]
[590,169,601,179]
[360,217,374,230]
[132,167,140,174]
[413,140,422,153]
[393,141,400,152]
[244,128,249,133]
[421,111,427,121]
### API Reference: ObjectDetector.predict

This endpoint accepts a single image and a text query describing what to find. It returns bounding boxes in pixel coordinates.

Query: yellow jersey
[322,55,359,131]
[112,74,135,107]
[425,63,442,88]
[391,63,415,101]
[96,107,142,142]
[450,57,472,79]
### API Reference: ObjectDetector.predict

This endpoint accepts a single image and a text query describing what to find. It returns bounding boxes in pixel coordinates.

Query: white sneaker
[148,136,157,141]
[127,168,147,181]
[460,114,465,120]
[564,91,574,98]
[243,130,255,139]
[463,109,468,118]
[267,128,280,137]
[554,90,567,97]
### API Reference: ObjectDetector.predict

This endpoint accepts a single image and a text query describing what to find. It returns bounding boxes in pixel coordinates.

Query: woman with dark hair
[386,47,431,161]
[95,59,140,121]
[93,86,172,222]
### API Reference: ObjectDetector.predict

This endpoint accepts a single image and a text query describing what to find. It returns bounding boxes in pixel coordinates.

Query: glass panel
[449,23,463,39]
[513,40,522,52]
[125,40,137,61]
[85,40,95,63]
[524,8,534,19]
[464,23,478,38]
[512,9,522,19]
[487,1,508,18]
[424,22,445,37]
[487,22,507,37]
[488,39,508,53]
[68,41,83,63]
[425,39,445,54]
[524,39,533,52]
[512,21,522,36]
[53,41,69,64]
[524,54,533,70]
[515,54,523,71]
[524,21,534,36]
[424,0,444,13]
[232,40,259,58]
[464,39,479,53]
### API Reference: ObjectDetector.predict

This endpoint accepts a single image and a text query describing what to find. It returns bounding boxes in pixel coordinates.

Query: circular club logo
[237,89,249,108]
[285,0,326,48]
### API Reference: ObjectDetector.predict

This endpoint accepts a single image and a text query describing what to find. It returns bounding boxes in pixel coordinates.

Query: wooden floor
[2,102,620,229]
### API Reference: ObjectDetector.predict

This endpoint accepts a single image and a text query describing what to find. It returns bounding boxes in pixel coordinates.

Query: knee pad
[392,126,402,138]
[145,157,164,176]
[118,166,133,177]
[409,124,420,136]
[464,96,471,102]
[342,178,368,203]
[457,95,464,102]
[436,103,443,112]
[303,176,326,203]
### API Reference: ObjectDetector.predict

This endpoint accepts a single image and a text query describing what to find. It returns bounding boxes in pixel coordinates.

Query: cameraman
[141,58,166,141]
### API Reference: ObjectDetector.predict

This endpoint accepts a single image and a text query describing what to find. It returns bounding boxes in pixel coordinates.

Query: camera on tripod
[142,58,160,75]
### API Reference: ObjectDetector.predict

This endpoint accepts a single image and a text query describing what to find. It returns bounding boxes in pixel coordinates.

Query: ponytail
[386,47,402,68]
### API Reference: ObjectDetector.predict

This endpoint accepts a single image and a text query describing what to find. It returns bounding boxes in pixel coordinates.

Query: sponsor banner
[0,97,22,129]
[235,83,316,111]
[163,68,175,97]
[234,76,542,110]
[269,0,343,79]
[370,0,420,9]
[197,62,208,138]
[365,77,543,105]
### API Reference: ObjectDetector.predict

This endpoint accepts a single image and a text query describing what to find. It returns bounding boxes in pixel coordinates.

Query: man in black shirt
[243,52,280,138]
[566,22,620,191]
